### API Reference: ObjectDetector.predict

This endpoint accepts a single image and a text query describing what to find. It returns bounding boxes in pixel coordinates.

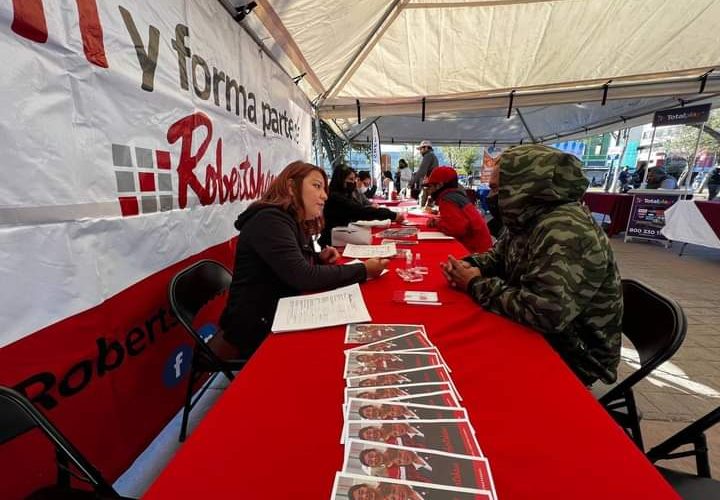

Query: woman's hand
[427,217,439,228]
[319,246,340,264]
[395,212,407,224]
[364,258,390,278]
[444,255,481,290]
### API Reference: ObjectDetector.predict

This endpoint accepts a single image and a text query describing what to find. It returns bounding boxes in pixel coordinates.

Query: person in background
[354,170,374,207]
[425,166,492,253]
[397,159,413,196]
[357,170,377,200]
[320,164,405,246]
[220,161,389,358]
[632,161,648,188]
[382,170,396,199]
[442,145,622,386]
[618,167,631,193]
[410,140,439,202]
[646,167,678,189]
[707,166,720,201]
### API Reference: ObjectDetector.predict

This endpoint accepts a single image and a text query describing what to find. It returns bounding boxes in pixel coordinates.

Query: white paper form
[271,284,371,333]
[342,243,397,259]
[417,231,454,240]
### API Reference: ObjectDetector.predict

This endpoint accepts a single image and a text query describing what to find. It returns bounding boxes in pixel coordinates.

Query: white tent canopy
[225,0,720,142]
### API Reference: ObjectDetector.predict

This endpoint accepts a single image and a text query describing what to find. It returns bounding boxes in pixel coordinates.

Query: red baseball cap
[426,166,458,185]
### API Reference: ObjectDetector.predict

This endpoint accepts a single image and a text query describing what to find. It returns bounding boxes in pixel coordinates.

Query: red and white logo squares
[112,144,174,217]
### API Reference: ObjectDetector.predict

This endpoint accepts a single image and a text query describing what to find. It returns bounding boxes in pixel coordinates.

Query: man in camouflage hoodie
[443,144,622,385]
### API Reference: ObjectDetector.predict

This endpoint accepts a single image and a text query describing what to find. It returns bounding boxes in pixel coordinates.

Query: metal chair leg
[179,358,197,443]
[695,434,711,478]
[626,391,645,450]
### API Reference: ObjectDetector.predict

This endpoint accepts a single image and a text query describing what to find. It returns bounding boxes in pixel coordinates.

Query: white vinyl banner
[0,0,312,348]
[371,122,382,189]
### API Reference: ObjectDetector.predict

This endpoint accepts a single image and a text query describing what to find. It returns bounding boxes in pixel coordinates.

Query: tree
[400,145,420,171]
[664,109,720,164]
[441,146,479,176]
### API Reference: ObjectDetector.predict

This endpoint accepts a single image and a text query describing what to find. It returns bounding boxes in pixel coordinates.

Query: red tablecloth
[695,201,720,239]
[144,223,677,500]
[582,192,634,237]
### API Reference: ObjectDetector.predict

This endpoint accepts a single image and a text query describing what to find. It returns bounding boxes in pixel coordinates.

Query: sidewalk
[611,238,720,474]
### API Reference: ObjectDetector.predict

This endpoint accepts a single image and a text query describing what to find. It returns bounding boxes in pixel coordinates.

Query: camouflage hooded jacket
[466,145,622,385]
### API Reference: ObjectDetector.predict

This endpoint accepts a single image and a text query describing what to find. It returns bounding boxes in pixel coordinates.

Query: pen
[405,301,442,306]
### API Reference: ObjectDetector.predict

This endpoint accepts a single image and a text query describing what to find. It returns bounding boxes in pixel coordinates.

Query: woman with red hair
[220,161,388,357]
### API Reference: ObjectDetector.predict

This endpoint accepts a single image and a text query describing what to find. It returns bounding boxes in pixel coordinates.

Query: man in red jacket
[425,166,492,253]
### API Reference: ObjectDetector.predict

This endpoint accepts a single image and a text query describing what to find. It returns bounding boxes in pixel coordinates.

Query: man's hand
[427,217,439,228]
[444,255,481,290]
[319,246,340,264]
[395,212,407,224]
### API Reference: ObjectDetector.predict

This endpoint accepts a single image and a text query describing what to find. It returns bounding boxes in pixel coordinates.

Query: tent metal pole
[314,111,322,167]
[325,0,405,100]
[641,128,656,187]
[347,117,381,142]
[516,108,537,143]
[680,123,704,190]
[610,128,629,192]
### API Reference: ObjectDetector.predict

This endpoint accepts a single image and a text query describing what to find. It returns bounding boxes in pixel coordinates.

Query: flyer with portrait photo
[343,439,497,498]
[331,472,493,500]
[346,365,459,399]
[346,330,433,353]
[343,420,483,457]
[345,399,467,422]
[345,323,427,344]
[345,382,454,404]
[392,390,460,408]
[344,351,443,378]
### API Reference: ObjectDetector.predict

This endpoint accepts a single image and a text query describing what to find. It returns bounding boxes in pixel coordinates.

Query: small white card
[404,291,438,303]
[417,231,454,240]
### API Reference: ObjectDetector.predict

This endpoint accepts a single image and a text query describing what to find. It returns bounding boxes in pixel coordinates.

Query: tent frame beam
[326,0,409,101]
[253,0,326,95]
[516,108,537,143]
[406,1,561,8]
[338,93,720,147]
[320,73,720,120]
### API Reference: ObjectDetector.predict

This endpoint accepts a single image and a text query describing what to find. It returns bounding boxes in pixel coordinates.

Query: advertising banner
[625,193,681,242]
[0,0,311,495]
[479,151,497,184]
[372,123,382,188]
[652,103,711,127]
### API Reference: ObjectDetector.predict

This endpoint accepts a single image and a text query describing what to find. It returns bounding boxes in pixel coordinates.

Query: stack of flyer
[330,324,498,500]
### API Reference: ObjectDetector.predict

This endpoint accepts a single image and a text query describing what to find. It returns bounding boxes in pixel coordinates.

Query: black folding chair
[0,386,133,499]
[594,279,687,450]
[168,259,248,442]
[647,405,720,498]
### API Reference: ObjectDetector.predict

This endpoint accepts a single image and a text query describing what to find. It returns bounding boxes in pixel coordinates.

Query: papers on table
[377,227,418,238]
[342,440,497,493]
[344,350,443,378]
[344,323,426,344]
[350,219,392,228]
[342,243,397,259]
[344,382,454,404]
[408,208,436,217]
[417,231,454,240]
[334,323,499,500]
[270,284,370,333]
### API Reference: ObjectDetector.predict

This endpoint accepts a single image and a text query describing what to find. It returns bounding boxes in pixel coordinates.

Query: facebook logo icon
[163,344,193,387]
